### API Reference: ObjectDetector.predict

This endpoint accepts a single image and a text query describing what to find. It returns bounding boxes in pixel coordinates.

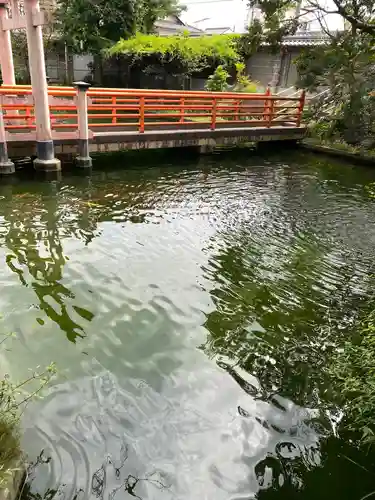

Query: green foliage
[109,33,241,75]
[328,310,375,443]
[236,19,263,58]
[205,62,259,94]
[248,0,375,147]
[55,0,183,54]
[244,1,299,51]
[0,334,56,489]
[4,30,59,84]
[233,62,259,93]
[248,0,375,39]
[205,65,230,92]
[297,32,375,146]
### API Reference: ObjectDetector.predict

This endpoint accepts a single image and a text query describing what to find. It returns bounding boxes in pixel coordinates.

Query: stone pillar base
[33,157,61,171]
[75,156,92,168]
[199,144,215,154]
[0,160,15,174]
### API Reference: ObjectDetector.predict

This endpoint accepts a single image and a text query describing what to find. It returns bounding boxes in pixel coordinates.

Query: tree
[246,0,375,146]
[205,65,230,91]
[109,33,241,78]
[55,0,184,54]
[296,31,375,145]
[247,0,375,40]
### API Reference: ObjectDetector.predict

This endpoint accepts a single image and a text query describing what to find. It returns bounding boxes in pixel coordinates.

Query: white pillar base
[33,157,61,171]
[199,144,215,154]
[75,156,92,168]
[0,160,15,174]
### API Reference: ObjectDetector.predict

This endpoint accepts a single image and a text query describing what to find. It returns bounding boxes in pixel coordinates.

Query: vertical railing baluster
[26,105,33,127]
[235,98,240,121]
[0,95,14,174]
[112,95,117,124]
[268,96,275,128]
[139,96,145,133]
[263,87,271,123]
[211,97,217,130]
[180,97,185,123]
[296,90,306,127]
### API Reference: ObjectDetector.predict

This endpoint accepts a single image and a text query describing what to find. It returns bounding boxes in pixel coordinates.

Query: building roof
[281,31,332,46]
[204,27,234,35]
[155,15,204,36]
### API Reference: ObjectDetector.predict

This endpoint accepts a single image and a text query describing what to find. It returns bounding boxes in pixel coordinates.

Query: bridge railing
[0,86,305,140]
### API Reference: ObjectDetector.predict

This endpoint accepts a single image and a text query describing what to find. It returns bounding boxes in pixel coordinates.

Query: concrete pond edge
[301,139,375,166]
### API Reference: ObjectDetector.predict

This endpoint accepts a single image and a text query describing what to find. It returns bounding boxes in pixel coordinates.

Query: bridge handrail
[0,85,305,134]
[0,85,303,101]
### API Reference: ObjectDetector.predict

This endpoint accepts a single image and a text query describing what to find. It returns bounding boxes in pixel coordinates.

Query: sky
[180,0,249,32]
[180,0,344,33]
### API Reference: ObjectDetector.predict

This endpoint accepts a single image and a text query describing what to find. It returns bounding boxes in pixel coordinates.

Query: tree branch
[331,0,375,34]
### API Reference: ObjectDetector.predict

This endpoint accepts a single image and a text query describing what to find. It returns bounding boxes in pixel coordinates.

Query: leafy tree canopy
[248,0,375,39]
[109,33,241,75]
[247,0,375,146]
[55,0,184,54]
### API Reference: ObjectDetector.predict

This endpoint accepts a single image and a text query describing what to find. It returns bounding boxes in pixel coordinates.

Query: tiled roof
[155,15,204,36]
[281,32,332,46]
[204,27,234,34]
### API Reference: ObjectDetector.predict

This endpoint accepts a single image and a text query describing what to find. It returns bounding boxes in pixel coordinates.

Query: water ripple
[0,155,374,499]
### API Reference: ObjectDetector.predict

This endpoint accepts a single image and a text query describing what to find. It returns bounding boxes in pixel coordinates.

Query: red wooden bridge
[0,85,306,171]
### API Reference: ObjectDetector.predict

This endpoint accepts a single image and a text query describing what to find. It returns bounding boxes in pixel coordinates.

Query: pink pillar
[0,96,15,173]
[0,2,15,85]
[24,0,60,170]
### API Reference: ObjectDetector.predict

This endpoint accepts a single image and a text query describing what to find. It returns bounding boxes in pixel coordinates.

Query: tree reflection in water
[21,446,169,500]
[202,224,372,407]
[0,180,99,342]
[201,213,375,498]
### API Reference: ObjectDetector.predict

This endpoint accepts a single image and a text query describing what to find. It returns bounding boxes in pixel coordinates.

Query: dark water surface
[1,150,375,500]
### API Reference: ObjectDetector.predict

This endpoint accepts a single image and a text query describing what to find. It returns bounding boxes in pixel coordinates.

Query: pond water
[1,149,375,500]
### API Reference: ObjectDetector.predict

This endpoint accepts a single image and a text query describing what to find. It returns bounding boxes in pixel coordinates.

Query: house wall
[246,46,305,90]
[283,48,302,87]
[246,49,282,89]
[73,55,93,82]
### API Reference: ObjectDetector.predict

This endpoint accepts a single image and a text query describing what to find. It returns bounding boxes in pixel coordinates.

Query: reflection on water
[1,152,375,499]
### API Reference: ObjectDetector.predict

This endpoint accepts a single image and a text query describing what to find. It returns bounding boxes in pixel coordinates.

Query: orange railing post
[296,90,306,127]
[180,97,185,123]
[211,97,217,130]
[26,107,33,128]
[235,98,240,121]
[139,96,145,133]
[263,87,271,122]
[268,96,275,128]
[112,95,117,124]
[0,96,14,174]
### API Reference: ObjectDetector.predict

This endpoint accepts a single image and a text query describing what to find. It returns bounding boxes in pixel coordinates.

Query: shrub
[205,65,230,92]
[0,335,56,489]
[328,310,375,443]
[233,62,259,93]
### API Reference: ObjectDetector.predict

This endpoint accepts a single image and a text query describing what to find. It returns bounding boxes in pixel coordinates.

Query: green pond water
[1,149,375,500]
